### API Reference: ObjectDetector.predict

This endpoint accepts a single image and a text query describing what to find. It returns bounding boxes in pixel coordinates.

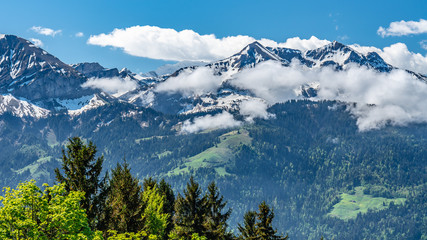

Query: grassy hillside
[168,129,251,176]
[328,187,406,220]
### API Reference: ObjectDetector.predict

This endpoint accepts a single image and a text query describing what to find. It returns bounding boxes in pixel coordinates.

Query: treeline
[0,137,288,240]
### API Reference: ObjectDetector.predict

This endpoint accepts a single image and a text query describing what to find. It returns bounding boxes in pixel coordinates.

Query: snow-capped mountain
[0,36,147,116]
[154,60,208,76]
[71,62,148,83]
[0,94,49,118]
[1,35,426,118]
[126,40,414,114]
[0,35,95,102]
[304,41,393,72]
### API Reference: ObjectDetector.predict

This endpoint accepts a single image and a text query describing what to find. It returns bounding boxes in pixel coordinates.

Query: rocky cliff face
[0,35,95,102]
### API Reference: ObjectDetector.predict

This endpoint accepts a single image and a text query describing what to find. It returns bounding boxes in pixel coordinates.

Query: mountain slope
[0,35,95,102]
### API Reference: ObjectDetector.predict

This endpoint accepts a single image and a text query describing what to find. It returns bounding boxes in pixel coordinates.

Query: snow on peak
[66,94,107,115]
[0,94,50,118]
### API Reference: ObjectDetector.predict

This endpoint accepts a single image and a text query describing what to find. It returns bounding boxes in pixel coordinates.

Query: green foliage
[106,162,144,233]
[55,137,109,230]
[142,185,169,239]
[1,100,426,239]
[106,230,148,240]
[0,180,94,239]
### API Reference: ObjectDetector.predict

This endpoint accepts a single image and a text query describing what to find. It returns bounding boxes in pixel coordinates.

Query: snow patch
[67,95,107,115]
[0,94,50,118]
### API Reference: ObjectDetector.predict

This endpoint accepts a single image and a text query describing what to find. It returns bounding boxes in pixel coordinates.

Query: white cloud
[31,26,62,37]
[229,61,427,131]
[232,61,309,103]
[87,25,331,61]
[274,36,331,52]
[155,67,222,96]
[75,32,84,37]
[82,77,138,95]
[181,111,242,133]
[420,40,427,50]
[378,19,427,37]
[352,43,427,74]
[239,99,274,122]
[29,38,43,47]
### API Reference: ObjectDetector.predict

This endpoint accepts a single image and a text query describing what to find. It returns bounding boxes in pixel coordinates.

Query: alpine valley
[0,34,426,239]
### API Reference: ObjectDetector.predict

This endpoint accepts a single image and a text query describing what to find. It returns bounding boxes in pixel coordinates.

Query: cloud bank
[82,77,138,95]
[229,61,427,131]
[31,26,62,37]
[378,19,427,37]
[181,111,242,133]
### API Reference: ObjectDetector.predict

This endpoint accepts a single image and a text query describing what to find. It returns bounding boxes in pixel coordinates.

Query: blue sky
[1,0,426,74]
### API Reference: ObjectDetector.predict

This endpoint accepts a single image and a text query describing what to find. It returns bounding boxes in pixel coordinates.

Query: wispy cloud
[378,19,427,37]
[87,25,330,61]
[420,40,427,50]
[155,67,223,96]
[75,32,84,37]
[82,77,138,95]
[181,111,242,133]
[31,26,62,37]
[239,99,275,123]
[29,38,43,47]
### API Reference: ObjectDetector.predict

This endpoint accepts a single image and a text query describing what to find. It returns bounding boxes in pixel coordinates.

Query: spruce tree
[54,137,108,230]
[173,176,207,239]
[159,179,175,240]
[238,202,288,240]
[204,182,232,240]
[255,201,288,240]
[238,211,257,240]
[106,161,144,233]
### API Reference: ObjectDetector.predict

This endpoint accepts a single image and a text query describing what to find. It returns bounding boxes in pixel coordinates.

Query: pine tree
[255,201,288,240]
[159,179,175,240]
[238,211,257,240]
[143,177,157,191]
[238,202,288,240]
[106,161,144,233]
[54,137,108,230]
[204,182,232,240]
[173,176,207,239]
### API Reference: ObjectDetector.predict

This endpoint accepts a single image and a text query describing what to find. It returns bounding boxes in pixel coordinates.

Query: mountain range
[0,34,426,239]
[2,34,425,118]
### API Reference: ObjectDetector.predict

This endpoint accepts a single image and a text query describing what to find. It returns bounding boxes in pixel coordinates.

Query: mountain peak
[322,40,349,51]
[235,41,281,62]
[0,35,95,102]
